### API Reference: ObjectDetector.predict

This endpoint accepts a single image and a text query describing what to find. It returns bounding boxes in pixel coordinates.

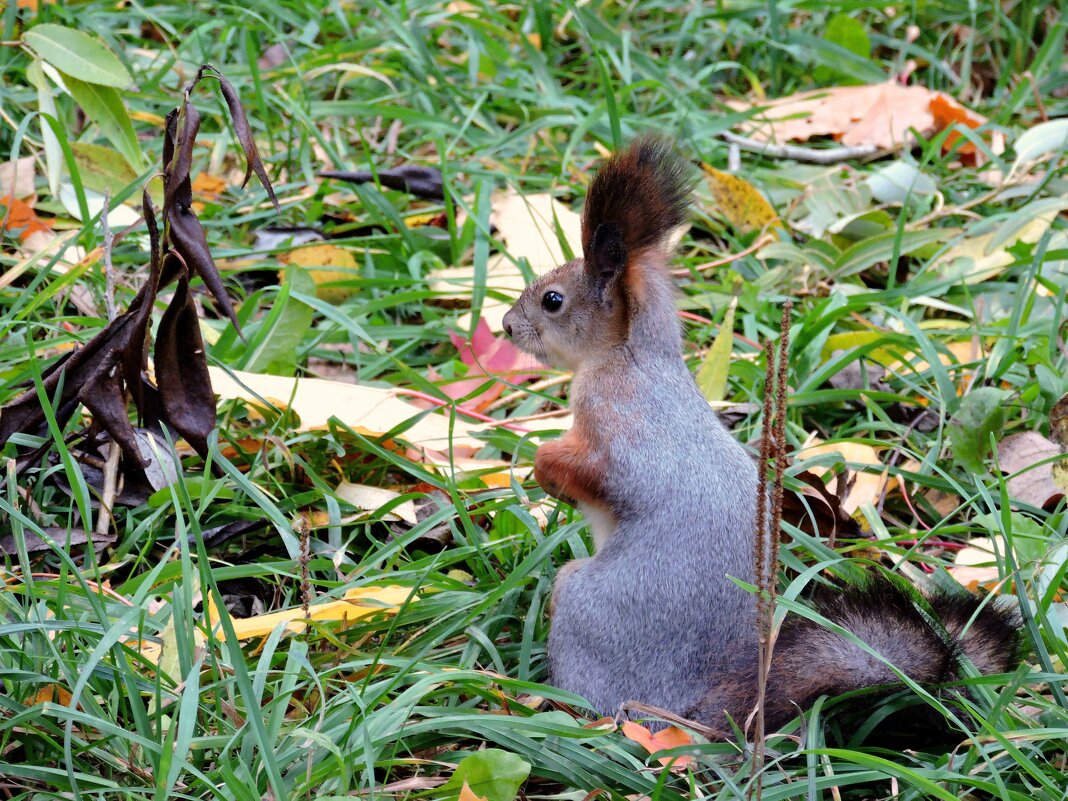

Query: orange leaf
[1,194,52,242]
[458,781,488,801]
[191,172,228,201]
[929,94,987,158]
[30,683,73,706]
[621,721,694,770]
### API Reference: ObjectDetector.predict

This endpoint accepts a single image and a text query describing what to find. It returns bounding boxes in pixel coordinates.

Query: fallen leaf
[621,721,694,770]
[207,365,490,456]
[929,94,987,160]
[30,684,73,706]
[700,165,779,236]
[929,211,1064,284]
[279,242,359,303]
[0,156,35,199]
[459,781,489,801]
[730,82,987,153]
[429,190,583,330]
[334,482,419,526]
[1,194,52,241]
[191,172,228,201]
[731,82,936,149]
[208,584,415,640]
[439,318,544,410]
[997,431,1066,510]
[798,440,888,515]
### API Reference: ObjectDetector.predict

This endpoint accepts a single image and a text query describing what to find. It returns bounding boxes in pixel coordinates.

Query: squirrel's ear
[586,223,628,300]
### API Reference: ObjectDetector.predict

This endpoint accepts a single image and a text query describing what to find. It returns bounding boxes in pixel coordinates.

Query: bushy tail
[581,135,693,262]
[689,576,1021,736]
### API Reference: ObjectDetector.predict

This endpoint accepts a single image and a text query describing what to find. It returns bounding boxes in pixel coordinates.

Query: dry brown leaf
[191,172,228,201]
[0,156,35,199]
[798,440,888,514]
[997,431,1066,510]
[730,82,987,152]
[731,82,936,148]
[429,190,583,330]
[30,683,73,706]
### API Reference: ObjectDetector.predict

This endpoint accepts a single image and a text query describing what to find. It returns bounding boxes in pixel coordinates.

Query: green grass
[1,1,1067,799]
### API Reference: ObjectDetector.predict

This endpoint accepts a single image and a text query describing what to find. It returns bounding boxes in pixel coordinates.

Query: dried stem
[95,194,121,541]
[750,301,793,801]
[298,515,312,627]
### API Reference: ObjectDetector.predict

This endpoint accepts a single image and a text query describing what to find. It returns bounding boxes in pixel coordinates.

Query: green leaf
[814,14,872,83]
[23,24,133,89]
[697,296,738,402]
[26,59,63,195]
[70,142,138,195]
[439,749,531,801]
[833,229,947,278]
[61,73,144,171]
[239,268,316,376]
[949,387,1009,473]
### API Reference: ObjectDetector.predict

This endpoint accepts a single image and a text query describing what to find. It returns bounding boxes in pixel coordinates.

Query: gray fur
[551,345,758,716]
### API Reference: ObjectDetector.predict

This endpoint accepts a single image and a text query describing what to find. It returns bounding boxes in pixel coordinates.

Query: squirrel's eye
[541,290,564,313]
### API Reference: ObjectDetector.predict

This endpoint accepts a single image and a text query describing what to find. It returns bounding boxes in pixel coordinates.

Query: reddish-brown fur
[533,423,608,508]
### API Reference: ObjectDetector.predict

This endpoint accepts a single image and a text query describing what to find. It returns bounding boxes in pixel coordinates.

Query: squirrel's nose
[502,309,515,338]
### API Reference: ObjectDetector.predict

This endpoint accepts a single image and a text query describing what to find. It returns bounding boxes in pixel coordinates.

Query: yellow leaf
[207,366,488,457]
[334,482,419,526]
[279,243,360,303]
[799,440,888,515]
[209,585,415,640]
[458,781,489,801]
[696,296,738,402]
[701,165,779,236]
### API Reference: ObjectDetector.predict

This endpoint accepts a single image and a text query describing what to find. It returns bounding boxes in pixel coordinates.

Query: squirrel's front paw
[535,437,604,506]
[534,442,576,503]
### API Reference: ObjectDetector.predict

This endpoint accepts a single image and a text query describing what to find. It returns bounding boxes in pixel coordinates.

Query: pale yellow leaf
[210,585,415,640]
[207,366,486,455]
[334,482,419,526]
[0,156,35,199]
[799,440,888,514]
[930,217,1064,284]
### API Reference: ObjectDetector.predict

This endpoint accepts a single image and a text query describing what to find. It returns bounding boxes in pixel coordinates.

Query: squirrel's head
[503,136,693,371]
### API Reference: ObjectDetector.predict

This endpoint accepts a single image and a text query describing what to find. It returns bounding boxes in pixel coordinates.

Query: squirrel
[500,136,1020,737]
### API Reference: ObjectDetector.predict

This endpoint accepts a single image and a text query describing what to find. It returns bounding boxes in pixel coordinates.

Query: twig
[720,130,879,165]
[101,189,116,321]
[670,233,775,277]
[94,194,121,541]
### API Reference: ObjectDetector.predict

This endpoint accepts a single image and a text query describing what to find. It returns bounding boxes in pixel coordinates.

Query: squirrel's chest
[578,502,617,551]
